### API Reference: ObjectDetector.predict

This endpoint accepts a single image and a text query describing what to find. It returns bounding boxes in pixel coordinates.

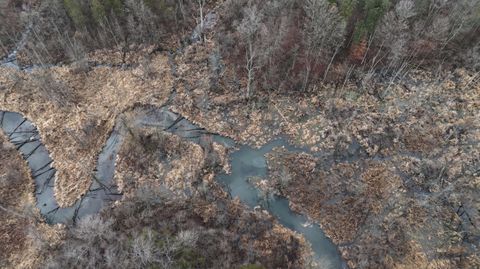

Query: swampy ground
[0,0,479,268]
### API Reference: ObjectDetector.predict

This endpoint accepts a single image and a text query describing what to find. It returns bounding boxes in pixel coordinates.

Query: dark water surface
[0,108,345,268]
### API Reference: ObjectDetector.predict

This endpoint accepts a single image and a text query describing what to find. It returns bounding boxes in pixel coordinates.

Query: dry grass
[0,52,173,206]
[0,133,63,269]
[0,133,34,266]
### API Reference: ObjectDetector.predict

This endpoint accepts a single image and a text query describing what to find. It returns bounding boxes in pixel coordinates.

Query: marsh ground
[0,0,479,268]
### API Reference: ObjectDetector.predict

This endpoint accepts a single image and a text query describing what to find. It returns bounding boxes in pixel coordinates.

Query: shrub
[239,264,265,269]
[63,0,87,28]
[33,70,76,107]
[353,0,391,42]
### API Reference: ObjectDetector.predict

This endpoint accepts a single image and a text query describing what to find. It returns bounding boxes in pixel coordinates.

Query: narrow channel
[0,108,345,268]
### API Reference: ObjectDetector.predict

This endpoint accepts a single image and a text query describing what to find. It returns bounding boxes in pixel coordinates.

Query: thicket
[39,182,296,267]
[41,188,214,269]
[32,127,302,269]
[0,0,31,59]
[1,0,200,64]
[217,0,480,94]
[2,0,479,89]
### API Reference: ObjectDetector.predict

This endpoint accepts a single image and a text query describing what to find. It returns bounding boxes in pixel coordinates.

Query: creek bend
[0,108,346,268]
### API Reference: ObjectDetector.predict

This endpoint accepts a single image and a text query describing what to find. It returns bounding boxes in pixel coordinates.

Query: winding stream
[0,12,350,267]
[0,108,346,268]
[0,111,123,223]
[217,139,347,268]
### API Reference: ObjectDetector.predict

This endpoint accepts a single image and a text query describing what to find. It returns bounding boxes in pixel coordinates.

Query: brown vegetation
[0,132,34,267]
[0,52,173,206]
[0,132,63,269]
[43,122,311,268]
[0,0,479,268]
[258,68,480,268]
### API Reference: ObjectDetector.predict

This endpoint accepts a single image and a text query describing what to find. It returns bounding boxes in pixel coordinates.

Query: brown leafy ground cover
[257,69,480,267]
[167,39,479,268]
[171,39,479,150]
[0,52,173,207]
[0,106,314,268]
[0,25,478,268]
[108,118,313,268]
[0,132,64,268]
[264,149,479,268]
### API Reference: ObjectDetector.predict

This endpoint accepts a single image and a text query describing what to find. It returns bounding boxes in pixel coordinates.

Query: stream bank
[0,107,346,268]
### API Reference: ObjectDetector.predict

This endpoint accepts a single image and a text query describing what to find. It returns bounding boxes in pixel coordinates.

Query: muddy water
[0,108,345,268]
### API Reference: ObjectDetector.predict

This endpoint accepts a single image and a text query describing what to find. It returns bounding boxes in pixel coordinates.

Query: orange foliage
[349,38,367,63]
[411,39,437,57]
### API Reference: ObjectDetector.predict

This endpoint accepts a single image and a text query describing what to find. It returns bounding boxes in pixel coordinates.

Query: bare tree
[197,0,206,31]
[303,0,345,90]
[278,167,292,191]
[176,230,199,247]
[237,3,263,99]
[395,0,416,19]
[374,0,416,81]
[125,0,158,44]
[132,229,156,266]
